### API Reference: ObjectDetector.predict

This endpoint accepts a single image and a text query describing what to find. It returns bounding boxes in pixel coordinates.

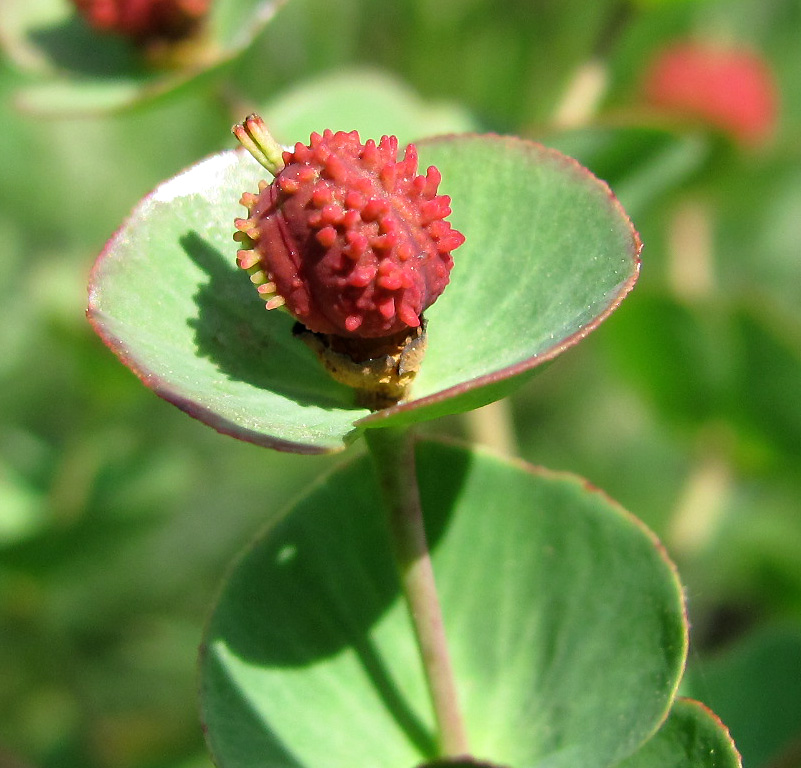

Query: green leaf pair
[200,439,740,768]
[87,133,640,451]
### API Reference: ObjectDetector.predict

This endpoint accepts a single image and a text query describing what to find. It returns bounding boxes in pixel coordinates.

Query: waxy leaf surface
[260,67,479,146]
[88,135,639,452]
[200,440,687,768]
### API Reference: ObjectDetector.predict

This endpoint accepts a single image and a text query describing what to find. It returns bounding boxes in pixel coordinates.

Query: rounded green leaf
[88,134,640,452]
[683,623,801,768]
[199,440,687,768]
[260,67,479,146]
[0,0,283,115]
[361,134,640,431]
[616,698,741,768]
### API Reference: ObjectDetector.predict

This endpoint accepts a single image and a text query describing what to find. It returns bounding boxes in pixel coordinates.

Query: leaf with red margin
[200,439,687,768]
[87,134,640,453]
[615,698,741,767]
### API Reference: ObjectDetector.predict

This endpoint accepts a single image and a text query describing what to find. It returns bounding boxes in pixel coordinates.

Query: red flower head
[233,120,465,339]
[642,41,779,148]
[70,0,210,42]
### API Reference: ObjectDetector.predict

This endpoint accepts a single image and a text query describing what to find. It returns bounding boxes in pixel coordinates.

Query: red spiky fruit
[235,129,465,338]
[642,41,778,148]
[70,0,210,42]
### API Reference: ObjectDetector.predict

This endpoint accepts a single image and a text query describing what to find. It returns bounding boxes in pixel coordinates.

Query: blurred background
[1,0,800,766]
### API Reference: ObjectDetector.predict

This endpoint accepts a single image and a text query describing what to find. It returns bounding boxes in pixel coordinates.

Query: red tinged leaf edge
[87,133,641,454]
[359,134,641,430]
[196,438,690,767]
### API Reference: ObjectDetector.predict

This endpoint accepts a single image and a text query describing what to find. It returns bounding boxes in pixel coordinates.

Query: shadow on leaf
[181,231,358,410]
[204,444,474,761]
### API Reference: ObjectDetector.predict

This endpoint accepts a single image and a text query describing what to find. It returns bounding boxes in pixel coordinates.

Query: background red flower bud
[642,41,779,148]
[70,0,210,42]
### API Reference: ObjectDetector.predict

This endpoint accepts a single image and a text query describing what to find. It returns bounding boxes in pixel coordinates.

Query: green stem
[365,426,469,759]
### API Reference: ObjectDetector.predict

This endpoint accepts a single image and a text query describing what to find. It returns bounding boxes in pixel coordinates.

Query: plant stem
[365,426,469,759]
[466,399,519,455]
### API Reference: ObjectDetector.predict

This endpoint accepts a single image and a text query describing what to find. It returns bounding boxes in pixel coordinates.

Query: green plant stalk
[365,426,469,759]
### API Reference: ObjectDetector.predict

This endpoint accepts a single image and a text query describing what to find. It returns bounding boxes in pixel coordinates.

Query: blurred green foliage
[1,0,800,766]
